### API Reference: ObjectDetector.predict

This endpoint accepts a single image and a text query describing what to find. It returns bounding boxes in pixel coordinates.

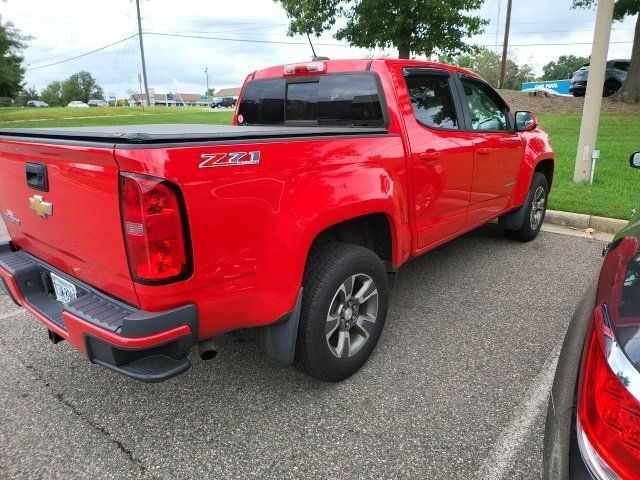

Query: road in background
[0,222,604,479]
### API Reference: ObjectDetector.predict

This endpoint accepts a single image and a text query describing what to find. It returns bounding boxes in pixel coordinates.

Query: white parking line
[477,342,562,480]
[0,308,25,321]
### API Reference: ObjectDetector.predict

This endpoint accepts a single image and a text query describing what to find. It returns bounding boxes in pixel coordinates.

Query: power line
[484,40,633,47]
[143,31,353,47]
[146,23,288,35]
[26,34,139,71]
[22,30,635,73]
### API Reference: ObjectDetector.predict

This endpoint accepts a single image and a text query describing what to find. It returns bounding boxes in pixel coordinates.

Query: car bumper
[569,82,587,95]
[0,242,198,382]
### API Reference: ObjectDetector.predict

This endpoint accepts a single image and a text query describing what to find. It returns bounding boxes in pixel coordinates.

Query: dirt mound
[497,89,640,115]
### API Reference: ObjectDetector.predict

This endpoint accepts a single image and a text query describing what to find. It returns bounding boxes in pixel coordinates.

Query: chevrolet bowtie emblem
[29,195,52,218]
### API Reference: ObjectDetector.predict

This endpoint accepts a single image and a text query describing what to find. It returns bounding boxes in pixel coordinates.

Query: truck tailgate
[0,139,138,305]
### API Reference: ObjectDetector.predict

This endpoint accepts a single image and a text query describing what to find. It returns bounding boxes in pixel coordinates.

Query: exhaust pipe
[198,338,218,361]
[48,329,64,344]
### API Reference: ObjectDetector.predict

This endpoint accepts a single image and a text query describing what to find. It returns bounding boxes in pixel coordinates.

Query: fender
[510,130,555,209]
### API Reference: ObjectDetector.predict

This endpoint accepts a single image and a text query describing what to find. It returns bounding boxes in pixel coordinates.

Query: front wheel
[504,172,549,242]
[296,243,389,382]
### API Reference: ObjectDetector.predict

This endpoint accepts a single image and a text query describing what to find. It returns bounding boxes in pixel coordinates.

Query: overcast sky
[2,0,638,99]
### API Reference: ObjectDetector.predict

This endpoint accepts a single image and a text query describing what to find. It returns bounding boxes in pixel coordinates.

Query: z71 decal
[199,151,260,168]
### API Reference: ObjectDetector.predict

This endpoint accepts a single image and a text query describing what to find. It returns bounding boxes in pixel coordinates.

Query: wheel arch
[299,206,404,285]
[535,158,555,190]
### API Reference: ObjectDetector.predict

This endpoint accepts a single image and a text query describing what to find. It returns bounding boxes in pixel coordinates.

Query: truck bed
[0,124,388,145]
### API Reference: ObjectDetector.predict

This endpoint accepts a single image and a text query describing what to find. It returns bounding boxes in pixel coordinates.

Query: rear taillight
[119,173,191,284]
[577,306,640,479]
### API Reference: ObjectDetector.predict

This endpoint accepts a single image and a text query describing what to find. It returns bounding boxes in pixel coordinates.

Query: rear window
[238,74,384,126]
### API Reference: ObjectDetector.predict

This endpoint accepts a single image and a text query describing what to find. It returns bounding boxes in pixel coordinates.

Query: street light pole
[135,0,151,107]
[573,0,614,183]
[205,67,209,102]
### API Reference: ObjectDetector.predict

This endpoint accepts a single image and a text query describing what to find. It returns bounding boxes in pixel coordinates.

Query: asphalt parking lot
[0,221,606,479]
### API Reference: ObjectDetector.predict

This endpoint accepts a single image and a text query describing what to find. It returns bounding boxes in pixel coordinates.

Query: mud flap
[258,288,303,366]
[499,188,534,231]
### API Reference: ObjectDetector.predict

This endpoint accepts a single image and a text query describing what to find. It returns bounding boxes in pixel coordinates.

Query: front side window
[461,79,508,132]
[614,61,630,71]
[404,73,459,129]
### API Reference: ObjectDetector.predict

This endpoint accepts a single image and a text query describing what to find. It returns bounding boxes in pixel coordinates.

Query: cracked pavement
[0,220,605,479]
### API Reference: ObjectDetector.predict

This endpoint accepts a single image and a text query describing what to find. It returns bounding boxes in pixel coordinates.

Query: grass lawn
[0,106,234,128]
[0,107,637,219]
[539,113,638,220]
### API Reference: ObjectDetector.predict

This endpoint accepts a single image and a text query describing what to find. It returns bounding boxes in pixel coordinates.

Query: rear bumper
[0,242,198,382]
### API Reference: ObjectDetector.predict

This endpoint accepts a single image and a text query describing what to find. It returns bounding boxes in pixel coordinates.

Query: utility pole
[135,0,151,107]
[498,0,512,89]
[495,0,502,54]
[573,0,614,183]
[205,67,210,102]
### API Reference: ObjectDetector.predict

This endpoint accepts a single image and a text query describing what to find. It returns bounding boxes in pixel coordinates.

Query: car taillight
[119,173,191,284]
[577,306,640,479]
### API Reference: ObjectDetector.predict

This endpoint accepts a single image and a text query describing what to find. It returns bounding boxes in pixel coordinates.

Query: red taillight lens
[120,174,191,284]
[577,307,640,479]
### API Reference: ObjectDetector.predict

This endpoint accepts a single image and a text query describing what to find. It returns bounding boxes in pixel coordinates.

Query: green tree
[540,55,589,80]
[274,0,488,59]
[40,80,63,106]
[16,85,38,105]
[573,0,640,103]
[0,15,29,98]
[60,71,104,104]
[443,48,535,90]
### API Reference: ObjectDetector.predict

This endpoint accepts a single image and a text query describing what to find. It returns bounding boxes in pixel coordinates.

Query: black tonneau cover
[0,124,388,145]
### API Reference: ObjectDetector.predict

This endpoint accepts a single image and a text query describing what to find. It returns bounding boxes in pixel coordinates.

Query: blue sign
[521,79,571,95]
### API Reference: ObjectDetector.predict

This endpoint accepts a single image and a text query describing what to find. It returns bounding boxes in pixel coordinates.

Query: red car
[544,153,640,479]
[0,59,554,382]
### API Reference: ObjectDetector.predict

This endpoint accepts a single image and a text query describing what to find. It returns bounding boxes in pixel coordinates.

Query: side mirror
[515,111,538,132]
[630,151,640,169]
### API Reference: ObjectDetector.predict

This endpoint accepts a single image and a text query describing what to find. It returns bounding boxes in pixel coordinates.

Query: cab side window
[461,79,508,132]
[405,73,459,130]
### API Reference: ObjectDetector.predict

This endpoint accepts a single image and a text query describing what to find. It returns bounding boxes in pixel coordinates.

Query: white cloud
[3,0,638,98]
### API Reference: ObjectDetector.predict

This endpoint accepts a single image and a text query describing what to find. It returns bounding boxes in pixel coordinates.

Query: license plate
[50,272,77,304]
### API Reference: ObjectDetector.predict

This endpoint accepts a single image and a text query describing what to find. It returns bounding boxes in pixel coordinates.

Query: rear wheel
[296,243,389,382]
[603,79,621,97]
[504,172,548,242]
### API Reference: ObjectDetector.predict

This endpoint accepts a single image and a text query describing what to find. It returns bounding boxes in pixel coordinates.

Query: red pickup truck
[0,59,554,382]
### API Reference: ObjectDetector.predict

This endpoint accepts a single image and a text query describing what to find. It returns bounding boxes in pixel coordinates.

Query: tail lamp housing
[119,173,192,285]
[577,305,640,479]
[283,62,326,76]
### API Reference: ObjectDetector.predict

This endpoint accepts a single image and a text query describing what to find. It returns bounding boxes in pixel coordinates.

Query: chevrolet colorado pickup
[0,59,554,383]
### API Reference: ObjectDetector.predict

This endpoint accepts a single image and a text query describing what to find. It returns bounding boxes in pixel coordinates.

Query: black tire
[603,79,621,97]
[296,243,389,382]
[504,172,549,242]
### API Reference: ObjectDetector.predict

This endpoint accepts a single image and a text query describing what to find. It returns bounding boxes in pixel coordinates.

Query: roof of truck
[251,58,480,80]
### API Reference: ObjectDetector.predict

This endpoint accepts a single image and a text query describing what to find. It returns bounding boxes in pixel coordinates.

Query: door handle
[476,148,494,156]
[419,150,440,161]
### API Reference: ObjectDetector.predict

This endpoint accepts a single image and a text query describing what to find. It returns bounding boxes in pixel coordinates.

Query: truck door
[400,68,475,251]
[457,76,523,225]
